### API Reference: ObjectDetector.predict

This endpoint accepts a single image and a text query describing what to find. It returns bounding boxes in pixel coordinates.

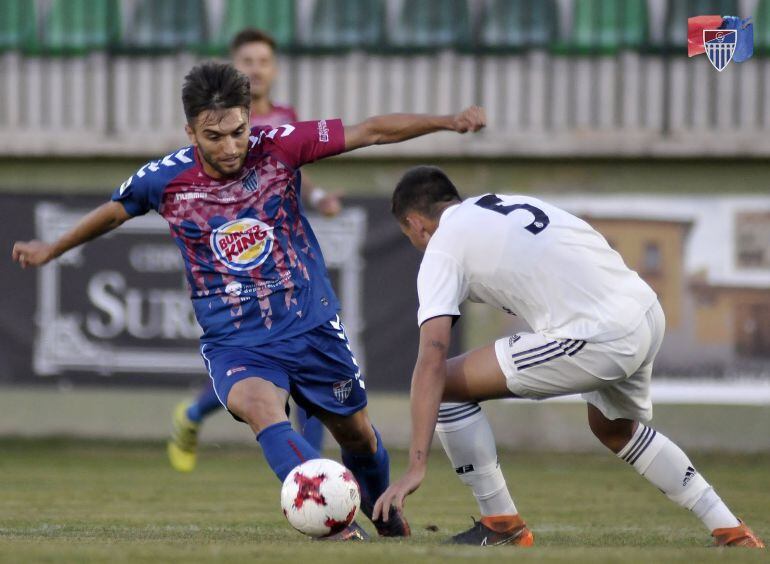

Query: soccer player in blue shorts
[168,28,340,472]
[12,62,486,540]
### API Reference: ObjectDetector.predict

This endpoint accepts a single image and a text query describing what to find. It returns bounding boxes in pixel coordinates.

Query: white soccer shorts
[494,302,665,423]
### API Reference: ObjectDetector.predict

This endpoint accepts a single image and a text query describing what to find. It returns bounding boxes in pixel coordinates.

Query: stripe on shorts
[513,342,564,365]
[510,340,560,360]
[566,340,586,356]
[514,339,586,370]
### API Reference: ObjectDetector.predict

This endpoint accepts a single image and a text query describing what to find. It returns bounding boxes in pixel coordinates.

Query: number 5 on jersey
[474,194,550,235]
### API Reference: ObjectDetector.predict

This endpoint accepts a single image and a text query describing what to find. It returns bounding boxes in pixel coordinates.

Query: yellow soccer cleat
[167,401,200,473]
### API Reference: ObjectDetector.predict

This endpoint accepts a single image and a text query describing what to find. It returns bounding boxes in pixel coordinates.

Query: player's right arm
[373,251,467,521]
[12,158,161,269]
[12,201,130,268]
[372,315,453,520]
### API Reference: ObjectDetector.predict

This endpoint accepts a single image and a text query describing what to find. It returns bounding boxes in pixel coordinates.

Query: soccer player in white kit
[373,166,764,548]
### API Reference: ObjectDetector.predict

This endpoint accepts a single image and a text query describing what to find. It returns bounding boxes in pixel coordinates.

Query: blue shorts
[200,315,366,419]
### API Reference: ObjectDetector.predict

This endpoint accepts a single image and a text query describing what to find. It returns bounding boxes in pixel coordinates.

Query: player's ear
[404,213,420,232]
[412,214,431,234]
[184,122,197,146]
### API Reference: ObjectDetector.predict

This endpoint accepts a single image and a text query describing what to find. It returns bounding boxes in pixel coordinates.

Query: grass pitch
[0,439,767,563]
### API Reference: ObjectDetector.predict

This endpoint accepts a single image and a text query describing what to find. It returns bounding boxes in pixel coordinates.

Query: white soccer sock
[617,423,740,531]
[436,402,517,517]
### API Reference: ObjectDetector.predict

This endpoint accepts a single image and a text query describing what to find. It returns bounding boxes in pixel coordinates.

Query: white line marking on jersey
[175,148,193,163]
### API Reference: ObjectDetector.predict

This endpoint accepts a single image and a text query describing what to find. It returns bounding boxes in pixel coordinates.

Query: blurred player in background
[167,28,340,473]
[12,64,486,540]
[232,28,340,216]
[374,166,764,549]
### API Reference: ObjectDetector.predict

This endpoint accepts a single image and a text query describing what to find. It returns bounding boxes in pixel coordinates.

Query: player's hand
[315,192,343,217]
[12,240,55,268]
[451,105,486,134]
[372,465,426,522]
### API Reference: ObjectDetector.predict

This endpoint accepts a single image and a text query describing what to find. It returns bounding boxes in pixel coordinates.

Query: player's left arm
[343,106,485,152]
[372,315,453,521]
[288,107,342,216]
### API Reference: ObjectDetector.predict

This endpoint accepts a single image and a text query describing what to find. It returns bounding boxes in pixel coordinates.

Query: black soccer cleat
[371,506,411,538]
[449,516,534,546]
[360,501,411,537]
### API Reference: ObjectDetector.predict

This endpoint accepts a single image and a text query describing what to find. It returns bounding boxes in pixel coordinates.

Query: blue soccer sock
[341,426,390,518]
[186,382,223,423]
[257,421,321,482]
[296,406,325,452]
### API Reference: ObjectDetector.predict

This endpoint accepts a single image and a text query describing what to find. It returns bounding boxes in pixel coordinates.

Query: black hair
[181,62,250,124]
[230,28,277,53]
[391,166,462,222]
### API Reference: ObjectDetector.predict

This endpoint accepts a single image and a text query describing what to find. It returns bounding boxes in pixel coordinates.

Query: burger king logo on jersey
[210,218,274,271]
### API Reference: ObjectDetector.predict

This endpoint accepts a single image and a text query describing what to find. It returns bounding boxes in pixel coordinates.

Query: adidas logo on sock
[683,465,697,486]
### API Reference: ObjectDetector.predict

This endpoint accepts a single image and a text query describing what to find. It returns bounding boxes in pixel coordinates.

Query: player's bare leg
[315,407,410,537]
[586,404,635,453]
[316,408,376,454]
[434,345,532,546]
[444,344,513,402]
[228,376,291,433]
[587,403,764,548]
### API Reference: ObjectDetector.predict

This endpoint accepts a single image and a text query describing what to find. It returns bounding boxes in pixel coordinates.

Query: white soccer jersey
[416,195,657,342]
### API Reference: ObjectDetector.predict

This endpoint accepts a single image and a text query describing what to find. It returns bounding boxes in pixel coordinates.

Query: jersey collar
[438,202,462,226]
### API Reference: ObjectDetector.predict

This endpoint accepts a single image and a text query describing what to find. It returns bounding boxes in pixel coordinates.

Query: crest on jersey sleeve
[210,218,274,271]
[703,29,737,71]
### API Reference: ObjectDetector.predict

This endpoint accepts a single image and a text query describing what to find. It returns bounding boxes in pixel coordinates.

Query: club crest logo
[688,16,753,71]
[210,218,274,271]
[333,379,353,403]
[243,170,259,192]
[703,29,737,72]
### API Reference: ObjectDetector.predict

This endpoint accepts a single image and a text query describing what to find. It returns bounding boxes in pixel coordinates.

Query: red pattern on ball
[324,507,357,535]
[292,472,327,509]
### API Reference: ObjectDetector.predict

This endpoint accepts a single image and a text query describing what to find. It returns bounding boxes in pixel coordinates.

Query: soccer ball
[280,458,360,537]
